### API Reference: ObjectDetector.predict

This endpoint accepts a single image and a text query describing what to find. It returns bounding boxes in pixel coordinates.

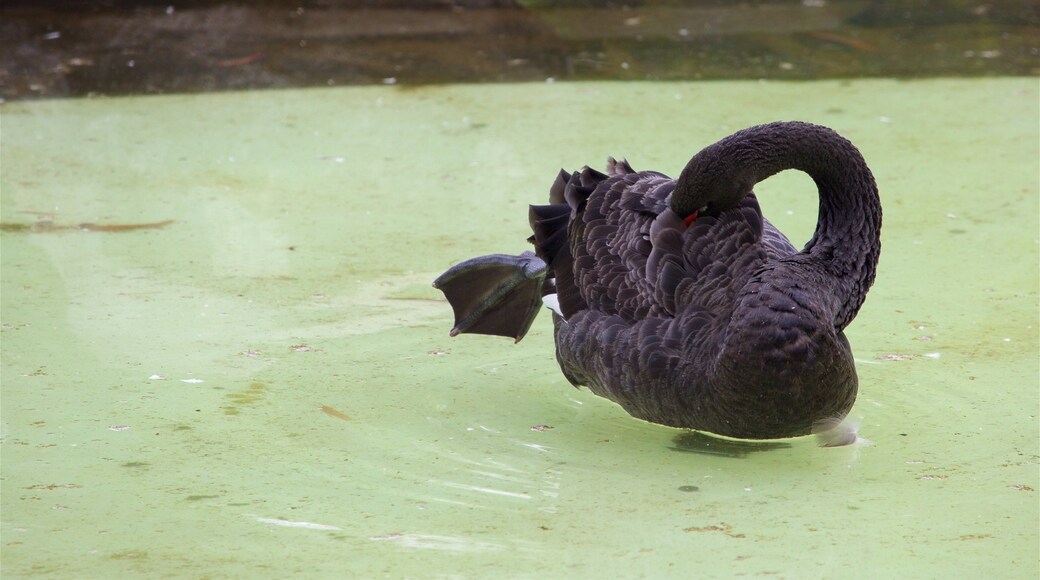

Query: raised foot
[432,252,548,342]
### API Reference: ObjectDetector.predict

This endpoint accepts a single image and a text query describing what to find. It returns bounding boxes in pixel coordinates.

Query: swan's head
[672,150,757,221]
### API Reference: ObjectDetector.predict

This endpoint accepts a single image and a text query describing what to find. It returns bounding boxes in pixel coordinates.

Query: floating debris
[289,344,315,352]
[1,322,31,330]
[807,30,878,52]
[683,523,745,538]
[530,425,553,432]
[180,378,204,384]
[1,219,173,234]
[217,52,264,67]
[108,425,131,431]
[320,405,351,421]
[24,483,81,490]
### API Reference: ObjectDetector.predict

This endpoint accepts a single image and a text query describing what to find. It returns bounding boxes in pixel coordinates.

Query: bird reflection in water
[669,431,791,458]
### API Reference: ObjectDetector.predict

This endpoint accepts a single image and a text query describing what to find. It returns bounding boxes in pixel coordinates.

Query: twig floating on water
[320,405,351,421]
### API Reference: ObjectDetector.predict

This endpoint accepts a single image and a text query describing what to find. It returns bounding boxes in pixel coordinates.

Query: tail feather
[548,169,570,204]
[607,157,636,176]
[529,204,570,267]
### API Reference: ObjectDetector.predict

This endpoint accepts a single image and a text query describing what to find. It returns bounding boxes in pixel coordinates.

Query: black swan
[433,121,881,440]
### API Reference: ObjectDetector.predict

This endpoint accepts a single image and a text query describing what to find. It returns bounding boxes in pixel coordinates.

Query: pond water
[1,3,1038,577]
[2,77,1036,578]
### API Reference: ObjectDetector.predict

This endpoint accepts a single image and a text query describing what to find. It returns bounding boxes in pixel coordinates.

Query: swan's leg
[432,252,547,342]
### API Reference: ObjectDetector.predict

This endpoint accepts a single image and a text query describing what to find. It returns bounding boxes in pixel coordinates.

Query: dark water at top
[1,0,1037,100]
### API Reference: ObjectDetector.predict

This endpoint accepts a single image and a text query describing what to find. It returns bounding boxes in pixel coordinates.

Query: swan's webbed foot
[432,252,547,342]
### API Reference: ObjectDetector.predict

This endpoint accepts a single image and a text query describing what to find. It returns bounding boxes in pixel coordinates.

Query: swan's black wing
[537,160,789,324]
[760,216,798,259]
[432,252,547,342]
[530,159,799,427]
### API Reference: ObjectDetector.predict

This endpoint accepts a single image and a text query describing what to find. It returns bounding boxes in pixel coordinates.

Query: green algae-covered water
[2,78,1038,577]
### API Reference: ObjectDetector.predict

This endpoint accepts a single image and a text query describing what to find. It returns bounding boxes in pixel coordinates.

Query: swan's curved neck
[674,121,882,329]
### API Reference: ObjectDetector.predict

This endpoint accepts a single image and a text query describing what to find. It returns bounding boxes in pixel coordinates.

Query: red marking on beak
[683,211,699,227]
